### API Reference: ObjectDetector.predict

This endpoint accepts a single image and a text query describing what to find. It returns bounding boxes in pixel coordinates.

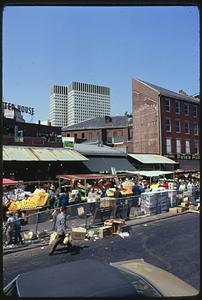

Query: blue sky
[3,5,199,123]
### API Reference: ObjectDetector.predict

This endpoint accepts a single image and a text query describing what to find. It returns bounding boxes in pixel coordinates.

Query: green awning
[3,145,88,162]
[128,154,177,164]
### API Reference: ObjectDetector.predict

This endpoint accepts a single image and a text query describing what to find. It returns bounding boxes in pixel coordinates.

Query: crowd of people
[3,173,200,247]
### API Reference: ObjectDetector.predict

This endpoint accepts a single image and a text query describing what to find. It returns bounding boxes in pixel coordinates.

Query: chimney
[38,120,41,125]
[105,116,112,123]
[179,89,187,96]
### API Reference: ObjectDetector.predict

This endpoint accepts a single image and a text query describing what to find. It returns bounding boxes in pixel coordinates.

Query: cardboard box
[169,207,178,214]
[177,206,187,213]
[71,227,87,240]
[104,218,125,234]
[99,226,113,238]
[104,219,115,226]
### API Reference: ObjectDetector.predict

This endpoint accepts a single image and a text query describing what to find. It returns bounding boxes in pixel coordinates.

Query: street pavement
[3,212,200,290]
[3,210,192,255]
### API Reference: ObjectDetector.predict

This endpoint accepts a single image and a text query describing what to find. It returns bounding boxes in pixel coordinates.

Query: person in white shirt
[179,181,186,192]
[87,188,97,214]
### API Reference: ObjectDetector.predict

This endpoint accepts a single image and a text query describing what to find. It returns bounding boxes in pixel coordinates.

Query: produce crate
[71,227,87,240]
[99,226,113,238]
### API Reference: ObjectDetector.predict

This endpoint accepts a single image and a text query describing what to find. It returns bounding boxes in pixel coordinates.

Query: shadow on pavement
[54,245,89,256]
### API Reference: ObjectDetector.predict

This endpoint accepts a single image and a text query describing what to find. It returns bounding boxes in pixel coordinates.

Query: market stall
[3,178,20,186]
[56,173,129,198]
[126,170,174,185]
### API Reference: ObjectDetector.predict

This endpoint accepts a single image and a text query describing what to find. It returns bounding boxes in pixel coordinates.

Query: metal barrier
[3,190,193,246]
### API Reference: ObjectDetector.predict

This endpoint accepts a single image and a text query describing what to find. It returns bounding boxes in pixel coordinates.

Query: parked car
[4,258,198,297]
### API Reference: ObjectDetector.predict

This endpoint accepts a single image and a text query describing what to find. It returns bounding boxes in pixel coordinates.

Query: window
[185,121,190,134]
[175,101,180,114]
[184,103,189,116]
[176,139,181,154]
[166,118,171,132]
[175,120,181,133]
[193,105,198,117]
[165,98,170,112]
[74,133,77,138]
[194,140,199,153]
[166,138,172,153]
[81,133,85,139]
[193,123,198,135]
[185,140,190,154]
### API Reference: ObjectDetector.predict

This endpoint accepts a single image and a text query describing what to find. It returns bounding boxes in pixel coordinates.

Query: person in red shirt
[162,179,169,189]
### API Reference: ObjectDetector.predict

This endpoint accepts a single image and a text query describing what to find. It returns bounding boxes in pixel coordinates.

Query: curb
[122,210,191,231]
[3,210,197,255]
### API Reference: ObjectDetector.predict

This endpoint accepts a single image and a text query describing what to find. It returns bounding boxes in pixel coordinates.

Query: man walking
[49,205,72,256]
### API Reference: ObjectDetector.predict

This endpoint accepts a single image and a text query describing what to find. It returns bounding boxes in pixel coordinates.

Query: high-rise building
[50,85,68,127]
[50,82,111,127]
[67,82,110,126]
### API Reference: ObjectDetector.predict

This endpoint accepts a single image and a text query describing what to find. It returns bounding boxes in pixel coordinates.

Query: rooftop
[138,79,200,103]
[74,143,127,156]
[62,115,132,131]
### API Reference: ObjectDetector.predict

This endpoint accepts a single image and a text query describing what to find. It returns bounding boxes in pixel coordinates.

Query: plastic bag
[63,233,72,245]
[49,231,57,245]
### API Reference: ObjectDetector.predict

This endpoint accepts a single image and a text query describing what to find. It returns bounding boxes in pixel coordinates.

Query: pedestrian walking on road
[49,206,72,256]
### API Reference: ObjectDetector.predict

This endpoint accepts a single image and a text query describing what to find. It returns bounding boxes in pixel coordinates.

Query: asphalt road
[3,213,200,290]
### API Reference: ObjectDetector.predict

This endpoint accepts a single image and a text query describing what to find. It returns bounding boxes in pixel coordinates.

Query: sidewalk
[3,210,195,255]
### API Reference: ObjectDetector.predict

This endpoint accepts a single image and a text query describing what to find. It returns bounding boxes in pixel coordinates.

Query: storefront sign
[3,102,35,115]
[62,137,74,148]
[165,153,200,160]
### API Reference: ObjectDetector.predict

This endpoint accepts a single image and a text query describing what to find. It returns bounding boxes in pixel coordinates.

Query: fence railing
[3,190,196,246]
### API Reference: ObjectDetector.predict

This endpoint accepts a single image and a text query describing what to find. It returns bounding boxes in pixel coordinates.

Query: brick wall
[132,79,160,154]
[160,96,200,155]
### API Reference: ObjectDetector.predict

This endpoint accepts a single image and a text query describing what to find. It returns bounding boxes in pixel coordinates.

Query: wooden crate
[71,227,87,240]
[104,218,125,234]
[99,226,113,238]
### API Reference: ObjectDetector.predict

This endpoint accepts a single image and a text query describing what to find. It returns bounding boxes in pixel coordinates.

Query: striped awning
[3,145,88,161]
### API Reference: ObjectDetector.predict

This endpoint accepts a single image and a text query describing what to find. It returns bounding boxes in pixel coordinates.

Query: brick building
[62,115,133,152]
[132,79,200,171]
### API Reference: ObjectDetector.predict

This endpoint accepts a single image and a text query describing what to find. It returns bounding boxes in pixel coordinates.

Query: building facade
[49,82,110,127]
[50,85,68,127]
[132,79,200,170]
[67,82,110,126]
[62,114,133,152]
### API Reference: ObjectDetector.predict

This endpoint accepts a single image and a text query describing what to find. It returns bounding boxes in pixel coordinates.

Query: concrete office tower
[67,82,110,126]
[50,85,68,127]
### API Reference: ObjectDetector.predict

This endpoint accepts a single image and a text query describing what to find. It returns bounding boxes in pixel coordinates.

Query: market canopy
[57,173,128,181]
[127,170,174,178]
[128,154,177,164]
[3,178,20,186]
[3,145,88,161]
[82,157,136,173]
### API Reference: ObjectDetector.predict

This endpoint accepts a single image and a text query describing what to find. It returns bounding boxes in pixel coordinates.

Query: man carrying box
[49,205,72,256]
